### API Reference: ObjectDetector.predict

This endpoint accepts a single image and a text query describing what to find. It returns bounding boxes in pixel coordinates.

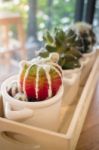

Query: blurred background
[0,0,98,83]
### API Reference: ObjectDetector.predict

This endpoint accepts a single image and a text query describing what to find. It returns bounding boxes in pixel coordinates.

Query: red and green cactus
[18,58,62,102]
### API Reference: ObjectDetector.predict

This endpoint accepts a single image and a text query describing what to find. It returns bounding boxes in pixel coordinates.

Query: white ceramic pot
[80,49,96,86]
[63,66,82,76]
[62,65,82,105]
[1,75,64,131]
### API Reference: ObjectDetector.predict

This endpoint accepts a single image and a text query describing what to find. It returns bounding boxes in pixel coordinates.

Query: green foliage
[37,0,76,38]
[58,54,81,69]
[39,28,83,69]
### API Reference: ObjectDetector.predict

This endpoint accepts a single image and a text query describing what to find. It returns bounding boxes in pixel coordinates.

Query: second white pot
[62,66,82,105]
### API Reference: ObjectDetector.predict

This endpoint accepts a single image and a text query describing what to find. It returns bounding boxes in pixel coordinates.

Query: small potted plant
[38,28,84,105]
[1,54,64,131]
[39,28,83,72]
[71,22,96,85]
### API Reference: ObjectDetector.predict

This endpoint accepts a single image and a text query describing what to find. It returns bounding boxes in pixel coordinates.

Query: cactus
[39,28,83,69]
[58,54,81,69]
[18,55,62,102]
[71,22,96,53]
[14,93,28,101]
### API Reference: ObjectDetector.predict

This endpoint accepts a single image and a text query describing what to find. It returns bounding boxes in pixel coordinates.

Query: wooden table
[76,81,99,150]
[0,12,26,61]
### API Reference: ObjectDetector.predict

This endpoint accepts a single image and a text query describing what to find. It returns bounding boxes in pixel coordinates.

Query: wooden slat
[66,57,99,150]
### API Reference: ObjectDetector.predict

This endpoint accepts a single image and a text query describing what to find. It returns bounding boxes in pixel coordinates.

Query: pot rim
[83,48,96,57]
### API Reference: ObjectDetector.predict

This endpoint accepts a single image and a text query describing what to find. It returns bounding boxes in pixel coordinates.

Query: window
[93,0,99,44]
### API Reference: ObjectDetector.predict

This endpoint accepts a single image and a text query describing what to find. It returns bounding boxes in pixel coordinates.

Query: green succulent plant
[39,28,83,69]
[58,54,81,69]
[71,22,96,53]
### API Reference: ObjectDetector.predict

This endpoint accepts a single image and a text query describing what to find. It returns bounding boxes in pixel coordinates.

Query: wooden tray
[0,57,99,150]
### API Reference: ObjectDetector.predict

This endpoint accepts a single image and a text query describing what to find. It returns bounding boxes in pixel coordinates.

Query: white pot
[1,75,64,131]
[80,49,96,86]
[62,65,82,105]
[63,66,82,76]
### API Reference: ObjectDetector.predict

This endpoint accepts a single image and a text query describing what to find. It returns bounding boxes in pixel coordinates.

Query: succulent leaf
[39,51,49,58]
[59,54,80,69]
[43,31,54,44]
[45,45,56,52]
[66,49,82,58]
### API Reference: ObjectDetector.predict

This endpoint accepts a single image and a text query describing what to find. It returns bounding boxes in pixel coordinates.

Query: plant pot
[62,66,82,105]
[1,75,64,131]
[80,49,96,86]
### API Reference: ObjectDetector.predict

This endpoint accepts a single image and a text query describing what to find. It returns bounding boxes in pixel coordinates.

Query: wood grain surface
[76,81,99,150]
